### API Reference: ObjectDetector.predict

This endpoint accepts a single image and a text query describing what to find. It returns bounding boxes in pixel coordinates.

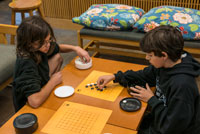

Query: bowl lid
[13,113,38,129]
[119,97,141,112]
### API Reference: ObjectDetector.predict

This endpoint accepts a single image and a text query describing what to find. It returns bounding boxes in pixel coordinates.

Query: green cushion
[80,28,144,41]
[0,44,16,84]
[80,27,200,48]
[184,40,200,48]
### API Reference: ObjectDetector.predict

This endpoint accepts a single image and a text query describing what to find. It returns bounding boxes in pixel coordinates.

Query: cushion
[72,4,145,31]
[80,27,144,41]
[80,27,200,48]
[133,6,200,40]
[0,44,16,84]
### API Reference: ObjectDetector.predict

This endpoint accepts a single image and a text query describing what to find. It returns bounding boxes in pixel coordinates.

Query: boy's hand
[97,75,115,89]
[130,83,154,102]
[50,72,62,86]
[75,46,90,63]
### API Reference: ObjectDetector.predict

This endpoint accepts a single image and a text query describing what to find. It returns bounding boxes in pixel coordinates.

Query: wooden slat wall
[42,0,200,19]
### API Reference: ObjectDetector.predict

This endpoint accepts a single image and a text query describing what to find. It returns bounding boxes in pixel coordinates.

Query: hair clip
[175,26,181,32]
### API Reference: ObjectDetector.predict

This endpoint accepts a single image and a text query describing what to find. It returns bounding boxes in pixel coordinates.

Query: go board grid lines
[75,70,124,102]
[41,101,112,134]
[56,108,99,134]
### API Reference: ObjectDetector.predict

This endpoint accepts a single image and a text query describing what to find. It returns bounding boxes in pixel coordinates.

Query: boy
[97,25,200,134]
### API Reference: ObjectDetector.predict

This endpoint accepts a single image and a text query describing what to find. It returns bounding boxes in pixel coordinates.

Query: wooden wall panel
[42,0,200,19]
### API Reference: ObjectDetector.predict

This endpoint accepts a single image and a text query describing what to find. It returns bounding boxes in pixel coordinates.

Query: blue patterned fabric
[133,6,200,40]
[72,4,144,31]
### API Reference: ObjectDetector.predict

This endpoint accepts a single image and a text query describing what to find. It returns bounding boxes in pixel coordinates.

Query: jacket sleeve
[148,79,196,134]
[14,59,42,98]
[113,65,157,87]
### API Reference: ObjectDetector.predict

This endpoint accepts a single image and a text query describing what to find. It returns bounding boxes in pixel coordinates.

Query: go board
[75,70,124,102]
[41,101,112,134]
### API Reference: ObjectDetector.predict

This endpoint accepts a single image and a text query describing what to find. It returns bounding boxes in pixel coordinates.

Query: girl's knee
[54,53,63,64]
[48,53,63,75]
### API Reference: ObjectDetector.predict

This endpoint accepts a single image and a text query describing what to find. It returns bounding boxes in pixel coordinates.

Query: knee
[55,53,63,65]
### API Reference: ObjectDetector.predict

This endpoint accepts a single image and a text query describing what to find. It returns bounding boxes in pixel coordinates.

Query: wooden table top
[0,57,147,133]
[42,57,147,130]
[0,105,137,134]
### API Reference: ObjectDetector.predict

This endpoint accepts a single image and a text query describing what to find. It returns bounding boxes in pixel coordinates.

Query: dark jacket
[114,52,200,134]
[12,42,59,112]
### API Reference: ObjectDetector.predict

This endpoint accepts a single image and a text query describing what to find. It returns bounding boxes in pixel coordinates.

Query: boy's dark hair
[16,15,56,63]
[140,25,184,62]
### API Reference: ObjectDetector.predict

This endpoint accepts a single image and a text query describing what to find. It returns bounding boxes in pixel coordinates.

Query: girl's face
[38,34,52,53]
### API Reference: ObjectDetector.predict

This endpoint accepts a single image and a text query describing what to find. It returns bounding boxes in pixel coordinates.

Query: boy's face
[145,52,166,68]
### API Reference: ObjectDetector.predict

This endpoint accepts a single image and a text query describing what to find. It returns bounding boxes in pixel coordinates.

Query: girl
[13,16,90,112]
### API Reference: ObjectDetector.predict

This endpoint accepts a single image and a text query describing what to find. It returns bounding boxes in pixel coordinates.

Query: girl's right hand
[50,72,62,86]
[97,75,115,89]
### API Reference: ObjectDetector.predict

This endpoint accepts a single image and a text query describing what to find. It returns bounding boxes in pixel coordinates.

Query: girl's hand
[97,75,115,89]
[130,83,154,102]
[75,46,90,63]
[50,72,62,86]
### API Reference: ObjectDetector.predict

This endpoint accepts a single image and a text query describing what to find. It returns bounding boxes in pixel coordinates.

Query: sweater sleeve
[14,59,42,98]
[114,65,157,87]
[147,80,196,134]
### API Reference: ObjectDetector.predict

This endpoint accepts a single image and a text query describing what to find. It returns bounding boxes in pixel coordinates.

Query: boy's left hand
[75,46,90,63]
[130,83,154,102]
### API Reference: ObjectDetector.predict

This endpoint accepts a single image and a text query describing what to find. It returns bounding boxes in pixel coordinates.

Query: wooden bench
[74,0,200,58]
[40,0,200,58]
[0,24,17,90]
[78,28,200,58]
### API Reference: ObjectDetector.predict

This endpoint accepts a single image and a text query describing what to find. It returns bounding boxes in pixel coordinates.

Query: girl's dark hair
[16,16,56,63]
[140,25,184,62]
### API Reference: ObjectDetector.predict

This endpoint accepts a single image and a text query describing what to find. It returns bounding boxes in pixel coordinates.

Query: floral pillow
[133,6,200,40]
[72,4,144,31]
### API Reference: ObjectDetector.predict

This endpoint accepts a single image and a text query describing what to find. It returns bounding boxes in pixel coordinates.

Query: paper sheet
[75,70,124,102]
[41,101,112,134]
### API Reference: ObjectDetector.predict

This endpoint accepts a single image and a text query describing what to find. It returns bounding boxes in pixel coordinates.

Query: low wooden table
[0,57,147,133]
[0,106,138,134]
